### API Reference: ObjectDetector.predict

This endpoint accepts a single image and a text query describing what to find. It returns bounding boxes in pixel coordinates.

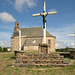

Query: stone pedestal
[11,52,69,67]
[11,49,69,67]
[14,51,25,57]
[38,44,50,54]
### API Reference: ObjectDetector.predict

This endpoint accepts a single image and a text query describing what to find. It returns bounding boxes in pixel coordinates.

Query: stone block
[16,60,21,63]
[21,63,29,67]
[14,63,22,67]
[52,64,67,67]
[63,59,69,64]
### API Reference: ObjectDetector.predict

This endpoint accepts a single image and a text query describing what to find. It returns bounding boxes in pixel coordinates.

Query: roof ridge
[20,27,42,29]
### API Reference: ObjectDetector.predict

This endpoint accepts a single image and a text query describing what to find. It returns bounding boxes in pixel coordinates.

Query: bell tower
[14,21,19,32]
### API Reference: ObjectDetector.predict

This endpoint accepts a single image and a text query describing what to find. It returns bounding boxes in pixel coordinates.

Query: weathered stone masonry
[11,21,56,52]
[12,51,69,67]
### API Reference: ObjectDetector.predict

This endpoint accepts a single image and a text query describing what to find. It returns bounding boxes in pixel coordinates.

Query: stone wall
[24,37,56,52]
[11,37,19,51]
[11,37,28,51]
[46,37,56,52]
[11,37,56,52]
[69,51,75,59]
[24,46,38,51]
[12,51,69,67]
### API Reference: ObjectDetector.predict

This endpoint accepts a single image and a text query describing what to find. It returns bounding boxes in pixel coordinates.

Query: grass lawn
[25,50,38,54]
[0,52,75,75]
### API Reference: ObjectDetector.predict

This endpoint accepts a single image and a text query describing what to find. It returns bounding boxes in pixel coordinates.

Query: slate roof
[12,31,19,37]
[12,27,55,37]
[24,38,42,46]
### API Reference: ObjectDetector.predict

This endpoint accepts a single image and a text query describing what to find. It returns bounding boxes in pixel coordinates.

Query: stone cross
[32,2,57,44]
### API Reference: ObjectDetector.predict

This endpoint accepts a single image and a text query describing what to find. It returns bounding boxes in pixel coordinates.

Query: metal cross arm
[32,11,57,17]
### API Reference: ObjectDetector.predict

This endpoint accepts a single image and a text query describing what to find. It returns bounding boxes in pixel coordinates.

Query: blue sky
[0,0,75,48]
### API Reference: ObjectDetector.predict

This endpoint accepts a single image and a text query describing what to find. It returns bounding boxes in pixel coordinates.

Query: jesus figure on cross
[32,2,57,44]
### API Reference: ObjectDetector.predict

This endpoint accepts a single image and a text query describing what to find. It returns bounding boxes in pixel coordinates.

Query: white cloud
[48,23,75,49]
[6,0,37,12]
[0,32,11,47]
[0,40,10,48]
[56,43,59,49]
[49,8,57,12]
[0,12,16,22]
[55,42,66,49]
[67,43,75,48]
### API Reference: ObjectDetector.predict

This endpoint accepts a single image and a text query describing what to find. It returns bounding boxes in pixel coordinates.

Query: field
[0,52,75,75]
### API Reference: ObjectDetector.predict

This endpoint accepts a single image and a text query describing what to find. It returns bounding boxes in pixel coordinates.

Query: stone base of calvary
[11,51,69,67]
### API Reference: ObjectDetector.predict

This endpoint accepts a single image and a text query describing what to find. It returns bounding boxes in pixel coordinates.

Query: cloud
[49,8,57,12]
[0,32,11,47]
[55,41,66,49]
[48,23,75,49]
[55,43,59,49]
[6,0,37,12]
[0,40,10,48]
[0,12,16,22]
[67,43,75,48]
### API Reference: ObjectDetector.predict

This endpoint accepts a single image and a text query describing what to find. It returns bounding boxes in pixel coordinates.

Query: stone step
[52,64,69,67]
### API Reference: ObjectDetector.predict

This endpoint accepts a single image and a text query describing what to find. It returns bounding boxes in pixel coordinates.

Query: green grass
[51,52,70,54]
[25,50,70,54]
[25,50,38,54]
[66,57,71,62]
[0,52,75,75]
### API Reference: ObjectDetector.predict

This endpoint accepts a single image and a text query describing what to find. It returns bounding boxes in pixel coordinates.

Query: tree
[65,47,69,52]
[3,47,7,52]
[0,47,3,52]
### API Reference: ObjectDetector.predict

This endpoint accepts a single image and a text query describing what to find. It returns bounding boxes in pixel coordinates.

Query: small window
[48,39,51,44]
[48,39,51,47]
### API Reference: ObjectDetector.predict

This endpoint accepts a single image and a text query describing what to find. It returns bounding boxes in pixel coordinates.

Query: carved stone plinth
[38,44,50,54]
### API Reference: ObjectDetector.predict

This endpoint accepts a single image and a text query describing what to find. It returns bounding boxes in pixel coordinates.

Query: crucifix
[68,33,75,48]
[32,2,57,44]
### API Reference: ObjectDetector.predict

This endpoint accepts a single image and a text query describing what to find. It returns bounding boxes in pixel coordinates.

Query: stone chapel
[11,21,56,52]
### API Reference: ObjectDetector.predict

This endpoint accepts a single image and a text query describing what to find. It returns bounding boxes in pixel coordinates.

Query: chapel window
[48,39,51,44]
[48,39,51,47]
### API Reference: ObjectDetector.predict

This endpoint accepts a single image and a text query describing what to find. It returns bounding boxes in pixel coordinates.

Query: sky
[0,0,75,48]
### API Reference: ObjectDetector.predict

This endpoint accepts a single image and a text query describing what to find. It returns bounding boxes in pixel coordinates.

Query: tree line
[56,47,70,52]
[0,47,8,52]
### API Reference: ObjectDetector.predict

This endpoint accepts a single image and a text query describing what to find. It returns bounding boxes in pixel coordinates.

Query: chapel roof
[24,38,42,46]
[12,27,55,38]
